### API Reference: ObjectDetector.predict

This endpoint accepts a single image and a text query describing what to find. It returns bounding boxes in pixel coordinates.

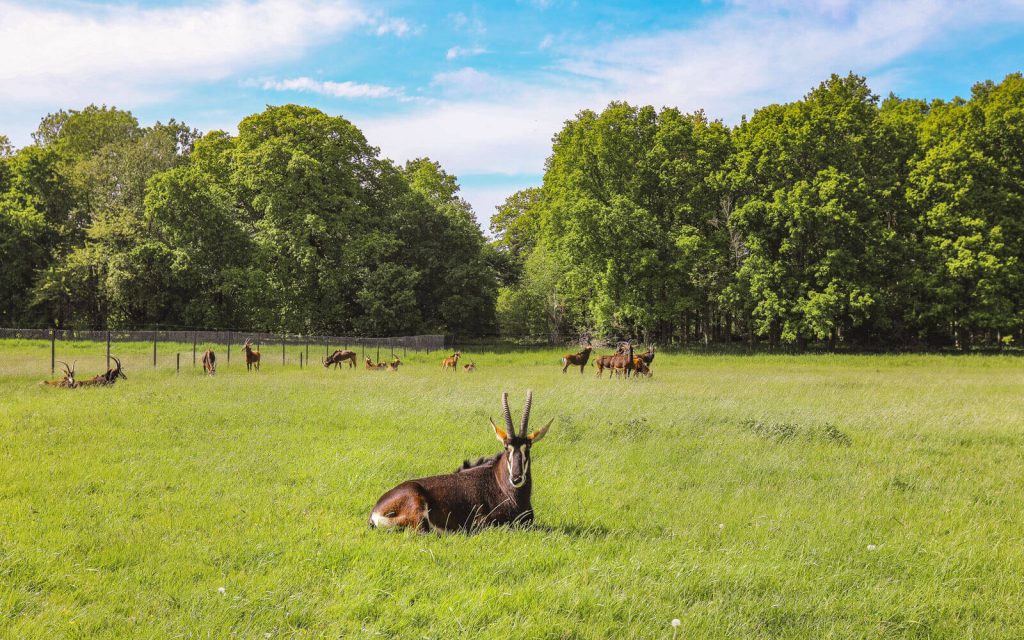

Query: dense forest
[1,72,1022,348]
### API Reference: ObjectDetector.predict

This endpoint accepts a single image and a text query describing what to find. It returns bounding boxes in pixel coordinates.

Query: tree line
[491,72,1024,349]
[2,72,1022,348]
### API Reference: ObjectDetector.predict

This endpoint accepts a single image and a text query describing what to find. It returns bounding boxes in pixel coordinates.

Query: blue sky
[2,1,1023,227]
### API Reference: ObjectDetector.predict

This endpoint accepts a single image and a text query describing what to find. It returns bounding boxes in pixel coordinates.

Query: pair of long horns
[57,360,75,376]
[500,390,533,438]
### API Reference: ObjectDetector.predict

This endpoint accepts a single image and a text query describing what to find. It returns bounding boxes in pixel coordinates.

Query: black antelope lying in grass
[78,356,127,386]
[202,350,216,376]
[560,346,592,373]
[323,349,357,369]
[41,361,76,388]
[369,390,553,532]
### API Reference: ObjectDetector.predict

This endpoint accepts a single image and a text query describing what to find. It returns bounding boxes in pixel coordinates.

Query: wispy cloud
[0,0,369,105]
[446,46,488,61]
[256,77,402,99]
[375,17,412,37]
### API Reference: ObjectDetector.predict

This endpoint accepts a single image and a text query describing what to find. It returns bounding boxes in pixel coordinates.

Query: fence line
[0,328,445,374]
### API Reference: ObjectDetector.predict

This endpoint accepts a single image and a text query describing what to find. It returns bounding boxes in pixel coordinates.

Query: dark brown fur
[202,350,216,376]
[560,346,592,373]
[78,356,127,386]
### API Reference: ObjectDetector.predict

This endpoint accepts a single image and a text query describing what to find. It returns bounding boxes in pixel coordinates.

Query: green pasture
[1,341,1023,638]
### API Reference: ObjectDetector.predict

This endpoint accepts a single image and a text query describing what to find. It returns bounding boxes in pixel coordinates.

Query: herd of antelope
[562,342,655,378]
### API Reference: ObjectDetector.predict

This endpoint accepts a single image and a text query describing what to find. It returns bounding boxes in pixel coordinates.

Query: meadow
[1,340,1022,638]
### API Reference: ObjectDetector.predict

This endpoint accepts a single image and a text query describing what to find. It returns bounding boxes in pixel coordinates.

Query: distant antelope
[323,349,357,369]
[202,350,216,376]
[243,339,261,372]
[387,356,402,371]
[78,356,127,386]
[41,361,76,388]
[441,351,461,370]
[560,346,592,373]
[595,343,633,378]
[637,345,655,367]
[369,390,553,532]
[365,357,387,371]
[463,362,476,372]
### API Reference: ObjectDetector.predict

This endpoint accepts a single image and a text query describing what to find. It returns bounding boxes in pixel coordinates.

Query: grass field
[1,341,1023,638]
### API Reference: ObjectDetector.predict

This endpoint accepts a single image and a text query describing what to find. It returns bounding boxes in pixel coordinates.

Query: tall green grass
[1,341,1022,637]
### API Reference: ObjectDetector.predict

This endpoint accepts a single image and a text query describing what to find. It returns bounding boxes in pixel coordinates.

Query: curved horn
[519,389,533,436]
[501,392,514,434]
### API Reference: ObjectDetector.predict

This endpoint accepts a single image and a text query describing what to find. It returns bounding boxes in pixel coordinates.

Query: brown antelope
[463,362,476,372]
[560,346,592,373]
[41,361,76,388]
[441,351,461,370]
[637,345,655,367]
[365,357,387,371]
[369,390,553,532]
[323,349,357,369]
[243,339,261,371]
[202,350,216,376]
[78,356,127,386]
[387,356,402,371]
[595,343,634,378]
[630,355,652,378]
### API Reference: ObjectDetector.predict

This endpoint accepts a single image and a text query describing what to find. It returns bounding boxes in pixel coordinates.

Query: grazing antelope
[323,349,357,369]
[365,357,387,371]
[595,343,633,378]
[387,356,402,371]
[41,361,76,388]
[441,351,461,370]
[463,362,476,372]
[78,356,128,386]
[202,350,216,376]
[560,346,592,374]
[369,390,553,532]
[243,339,261,372]
[630,355,652,378]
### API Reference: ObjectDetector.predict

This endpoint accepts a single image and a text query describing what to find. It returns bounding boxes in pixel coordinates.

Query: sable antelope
[387,356,402,371]
[463,362,476,372]
[637,345,655,367]
[41,361,76,388]
[595,343,634,378]
[202,350,216,376]
[441,352,461,370]
[78,356,128,386]
[369,390,553,532]
[560,346,592,374]
[243,339,261,372]
[365,357,387,371]
[630,355,652,378]
[323,349,357,369]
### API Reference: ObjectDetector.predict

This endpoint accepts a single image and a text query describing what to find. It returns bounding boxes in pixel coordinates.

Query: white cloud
[0,0,368,106]
[539,34,555,50]
[375,17,411,37]
[258,77,401,99]
[431,67,495,94]
[446,46,488,61]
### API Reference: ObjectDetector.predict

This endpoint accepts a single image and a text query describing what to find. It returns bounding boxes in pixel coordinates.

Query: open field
[1,341,1023,638]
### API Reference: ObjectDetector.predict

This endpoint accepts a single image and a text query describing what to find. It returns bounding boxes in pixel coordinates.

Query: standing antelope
[41,361,76,388]
[594,343,633,378]
[369,390,553,532]
[560,346,592,373]
[441,351,461,370]
[243,339,261,372]
[323,349,357,369]
[202,350,216,376]
[78,356,127,386]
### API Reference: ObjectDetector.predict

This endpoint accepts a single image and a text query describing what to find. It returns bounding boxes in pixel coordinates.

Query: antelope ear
[489,418,508,442]
[528,418,554,443]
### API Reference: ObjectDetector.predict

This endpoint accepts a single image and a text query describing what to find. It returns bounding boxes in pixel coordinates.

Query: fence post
[376,341,380,363]
[193,331,197,367]
[106,330,111,369]
[300,352,303,369]
[227,332,231,365]
[51,329,55,375]
[176,353,180,374]
[305,340,309,364]
[153,334,157,368]
[282,334,286,366]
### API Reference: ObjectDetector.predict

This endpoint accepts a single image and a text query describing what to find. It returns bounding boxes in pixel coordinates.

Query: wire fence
[0,327,445,375]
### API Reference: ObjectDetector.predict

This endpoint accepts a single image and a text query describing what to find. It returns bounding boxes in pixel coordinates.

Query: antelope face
[503,436,533,488]
[489,390,553,490]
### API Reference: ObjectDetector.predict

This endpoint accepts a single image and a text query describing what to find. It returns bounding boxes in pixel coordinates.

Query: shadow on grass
[532,521,612,539]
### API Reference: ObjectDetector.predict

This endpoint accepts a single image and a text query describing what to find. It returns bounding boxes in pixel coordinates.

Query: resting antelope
[365,357,387,371]
[323,349,357,369]
[243,339,261,371]
[463,362,476,372]
[369,390,553,532]
[202,350,216,376]
[41,361,76,388]
[441,352,461,370]
[560,346,592,373]
[387,356,402,371]
[78,356,127,386]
